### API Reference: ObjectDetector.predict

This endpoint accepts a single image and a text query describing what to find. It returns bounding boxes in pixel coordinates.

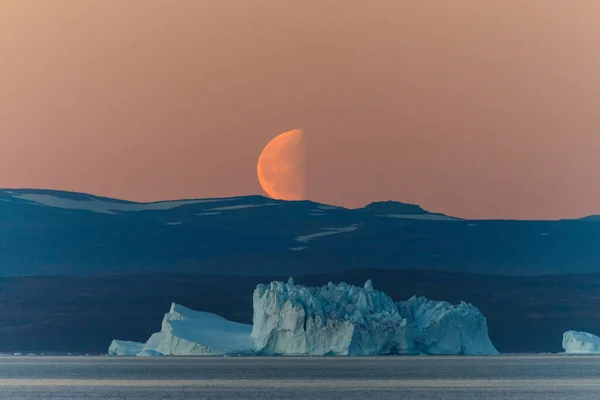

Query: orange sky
[2,0,600,219]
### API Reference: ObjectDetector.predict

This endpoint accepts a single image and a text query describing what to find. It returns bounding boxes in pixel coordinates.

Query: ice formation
[562,330,600,354]
[396,296,498,355]
[252,278,410,355]
[109,280,498,356]
[137,333,164,357]
[153,303,254,356]
[108,340,145,356]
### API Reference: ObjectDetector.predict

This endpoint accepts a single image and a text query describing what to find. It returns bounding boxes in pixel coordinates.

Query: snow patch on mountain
[11,193,235,214]
[382,214,461,221]
[289,246,308,251]
[295,225,359,243]
[206,203,280,211]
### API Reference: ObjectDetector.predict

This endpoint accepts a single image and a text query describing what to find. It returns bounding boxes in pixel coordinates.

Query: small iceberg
[108,340,145,356]
[562,330,600,354]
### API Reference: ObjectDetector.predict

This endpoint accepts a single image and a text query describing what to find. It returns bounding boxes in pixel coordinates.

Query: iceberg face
[563,330,600,354]
[136,333,164,357]
[154,303,254,356]
[396,296,498,355]
[252,278,411,355]
[108,340,145,356]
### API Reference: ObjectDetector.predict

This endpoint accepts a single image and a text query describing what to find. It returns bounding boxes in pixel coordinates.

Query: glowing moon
[257,129,306,200]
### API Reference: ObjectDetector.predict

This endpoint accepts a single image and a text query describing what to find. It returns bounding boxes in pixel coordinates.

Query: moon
[257,129,306,200]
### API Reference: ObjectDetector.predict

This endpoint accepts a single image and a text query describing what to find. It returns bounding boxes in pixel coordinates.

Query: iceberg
[251,278,411,355]
[396,296,498,355]
[153,303,254,356]
[108,279,497,356]
[108,340,145,356]
[562,330,600,354]
[136,333,164,357]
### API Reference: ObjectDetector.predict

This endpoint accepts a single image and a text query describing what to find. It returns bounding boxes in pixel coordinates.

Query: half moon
[257,129,306,200]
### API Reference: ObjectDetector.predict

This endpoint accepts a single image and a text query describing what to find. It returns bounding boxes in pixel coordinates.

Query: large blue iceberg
[109,279,498,356]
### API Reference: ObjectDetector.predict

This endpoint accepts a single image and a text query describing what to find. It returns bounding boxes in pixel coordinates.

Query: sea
[1,355,599,399]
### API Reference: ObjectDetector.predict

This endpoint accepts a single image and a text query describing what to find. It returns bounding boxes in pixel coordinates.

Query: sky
[1,0,600,220]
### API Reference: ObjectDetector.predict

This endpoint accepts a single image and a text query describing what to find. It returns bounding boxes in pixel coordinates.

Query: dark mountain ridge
[1,188,599,276]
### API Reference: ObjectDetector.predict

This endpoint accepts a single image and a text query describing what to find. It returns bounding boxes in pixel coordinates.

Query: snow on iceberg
[108,340,145,356]
[153,303,254,356]
[396,296,498,355]
[562,330,600,354]
[251,278,411,355]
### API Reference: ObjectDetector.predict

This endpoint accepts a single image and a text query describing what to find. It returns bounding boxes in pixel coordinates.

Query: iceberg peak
[252,280,410,355]
[396,296,498,355]
[152,303,253,356]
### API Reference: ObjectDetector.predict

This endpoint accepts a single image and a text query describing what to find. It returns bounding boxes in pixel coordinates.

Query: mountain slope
[0,188,599,276]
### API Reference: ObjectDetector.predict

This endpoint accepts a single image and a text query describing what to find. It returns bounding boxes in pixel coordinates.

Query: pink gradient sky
[2,0,600,219]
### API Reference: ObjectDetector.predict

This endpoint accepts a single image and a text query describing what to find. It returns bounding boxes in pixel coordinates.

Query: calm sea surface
[1,355,599,399]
